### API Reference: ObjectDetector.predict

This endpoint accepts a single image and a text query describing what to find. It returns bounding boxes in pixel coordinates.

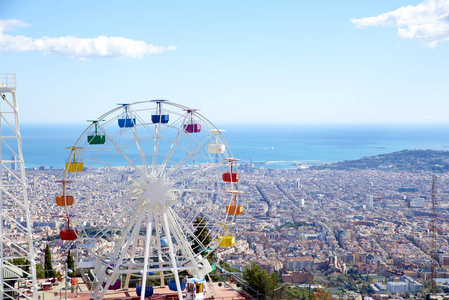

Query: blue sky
[1,0,449,125]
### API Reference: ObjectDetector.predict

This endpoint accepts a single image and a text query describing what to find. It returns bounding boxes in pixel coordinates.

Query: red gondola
[223,158,239,183]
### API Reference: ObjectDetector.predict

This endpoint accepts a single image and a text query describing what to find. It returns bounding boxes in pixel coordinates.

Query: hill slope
[312,149,449,172]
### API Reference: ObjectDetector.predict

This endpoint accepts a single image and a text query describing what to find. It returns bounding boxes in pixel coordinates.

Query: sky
[1,0,449,125]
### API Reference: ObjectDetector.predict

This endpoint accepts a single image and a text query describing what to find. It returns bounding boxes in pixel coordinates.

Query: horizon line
[19,121,449,126]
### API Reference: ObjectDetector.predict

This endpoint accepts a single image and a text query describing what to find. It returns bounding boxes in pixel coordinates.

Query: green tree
[242,264,279,296]
[67,250,75,275]
[270,272,280,285]
[192,217,212,255]
[36,264,45,279]
[312,287,333,300]
[219,260,239,273]
[9,258,30,275]
[44,243,54,278]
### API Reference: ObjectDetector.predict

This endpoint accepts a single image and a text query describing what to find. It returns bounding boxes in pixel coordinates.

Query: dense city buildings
[13,164,449,297]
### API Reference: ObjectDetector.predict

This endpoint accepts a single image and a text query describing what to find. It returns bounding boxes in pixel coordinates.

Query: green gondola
[87,120,106,145]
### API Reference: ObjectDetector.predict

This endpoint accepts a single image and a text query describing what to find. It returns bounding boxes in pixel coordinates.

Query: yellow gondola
[218,224,236,247]
[65,147,84,172]
[219,233,235,247]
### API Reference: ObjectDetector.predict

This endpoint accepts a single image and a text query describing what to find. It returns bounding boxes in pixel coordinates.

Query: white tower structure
[0,74,37,300]
[366,194,374,210]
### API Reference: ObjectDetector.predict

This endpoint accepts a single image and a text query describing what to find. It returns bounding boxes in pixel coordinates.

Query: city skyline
[1,0,449,125]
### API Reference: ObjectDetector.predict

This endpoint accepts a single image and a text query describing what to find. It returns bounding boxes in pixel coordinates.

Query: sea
[20,123,449,169]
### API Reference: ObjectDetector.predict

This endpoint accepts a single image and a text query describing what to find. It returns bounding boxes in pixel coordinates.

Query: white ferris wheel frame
[59,100,242,300]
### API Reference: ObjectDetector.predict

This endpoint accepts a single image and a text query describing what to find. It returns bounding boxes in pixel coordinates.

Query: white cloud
[0,19,30,32]
[0,19,177,59]
[350,0,449,48]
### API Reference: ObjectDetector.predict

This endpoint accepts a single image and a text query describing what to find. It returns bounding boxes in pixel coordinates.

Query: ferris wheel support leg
[154,212,166,287]
[124,240,139,290]
[161,206,183,300]
[96,203,149,300]
[140,205,154,300]
[120,203,148,291]
[166,208,214,298]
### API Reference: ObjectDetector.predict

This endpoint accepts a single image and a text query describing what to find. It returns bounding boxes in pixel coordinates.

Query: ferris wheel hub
[137,176,173,206]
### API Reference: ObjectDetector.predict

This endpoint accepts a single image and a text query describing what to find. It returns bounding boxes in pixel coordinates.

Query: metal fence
[217,272,307,300]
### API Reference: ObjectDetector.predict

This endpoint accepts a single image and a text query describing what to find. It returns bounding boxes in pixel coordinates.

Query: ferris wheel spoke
[169,207,224,250]
[82,206,141,255]
[177,188,228,195]
[155,114,188,177]
[149,111,191,175]
[82,151,109,168]
[128,110,152,175]
[165,133,217,178]
[80,144,132,168]
[157,130,184,176]
[148,107,187,174]
[169,162,225,187]
[131,128,150,174]
[166,208,200,263]
[109,201,149,260]
[151,122,163,177]
[96,123,147,178]
[77,195,139,232]
[70,180,135,190]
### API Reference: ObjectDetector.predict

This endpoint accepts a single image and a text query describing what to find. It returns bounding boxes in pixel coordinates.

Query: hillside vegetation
[313,149,449,172]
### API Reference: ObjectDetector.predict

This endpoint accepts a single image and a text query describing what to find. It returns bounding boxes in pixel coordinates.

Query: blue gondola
[160,236,169,247]
[136,285,153,297]
[151,100,169,124]
[118,104,136,128]
[168,279,186,291]
[151,114,169,123]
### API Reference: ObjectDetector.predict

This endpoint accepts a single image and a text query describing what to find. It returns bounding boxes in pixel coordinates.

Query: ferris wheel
[55,100,243,300]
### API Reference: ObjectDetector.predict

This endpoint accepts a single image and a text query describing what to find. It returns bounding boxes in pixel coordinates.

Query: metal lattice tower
[431,175,438,296]
[0,74,37,300]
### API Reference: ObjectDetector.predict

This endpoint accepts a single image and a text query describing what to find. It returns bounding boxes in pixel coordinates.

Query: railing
[0,73,16,89]
[216,266,304,300]
[217,270,264,300]
[207,296,248,300]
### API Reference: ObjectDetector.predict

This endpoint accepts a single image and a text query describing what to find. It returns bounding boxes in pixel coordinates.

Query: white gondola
[186,277,206,300]
[208,129,226,154]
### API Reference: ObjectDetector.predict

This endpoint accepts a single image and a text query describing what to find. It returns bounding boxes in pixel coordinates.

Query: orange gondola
[55,180,74,206]
[226,190,244,216]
